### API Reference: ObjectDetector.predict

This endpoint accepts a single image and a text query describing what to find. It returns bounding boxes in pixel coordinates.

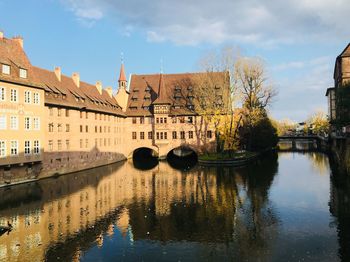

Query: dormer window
[2,64,10,75]
[19,68,27,79]
[175,86,181,91]
[187,86,193,91]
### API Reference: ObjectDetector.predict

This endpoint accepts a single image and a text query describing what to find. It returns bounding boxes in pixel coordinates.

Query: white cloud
[61,0,350,46]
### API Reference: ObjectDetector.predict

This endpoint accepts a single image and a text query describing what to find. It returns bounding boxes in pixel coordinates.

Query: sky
[0,0,348,121]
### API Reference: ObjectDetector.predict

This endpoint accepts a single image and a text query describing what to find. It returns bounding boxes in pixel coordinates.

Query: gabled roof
[334,43,350,80]
[126,72,228,116]
[33,67,125,116]
[0,36,43,89]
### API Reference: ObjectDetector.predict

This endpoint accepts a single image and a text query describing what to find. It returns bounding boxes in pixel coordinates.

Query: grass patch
[199,151,257,161]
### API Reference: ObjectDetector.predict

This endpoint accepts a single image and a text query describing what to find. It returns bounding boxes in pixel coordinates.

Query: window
[65,109,69,117]
[10,89,18,102]
[95,126,98,133]
[57,140,62,151]
[180,131,185,139]
[48,140,53,151]
[132,132,137,140]
[140,132,145,139]
[160,118,163,124]
[80,139,83,148]
[132,117,137,124]
[0,87,5,101]
[66,140,70,150]
[85,139,88,148]
[19,68,27,78]
[164,132,167,139]
[33,117,40,130]
[57,108,61,117]
[10,140,18,156]
[172,117,177,123]
[33,140,40,154]
[187,117,193,123]
[189,131,193,139]
[172,131,177,139]
[0,141,6,158]
[24,91,31,103]
[156,118,159,124]
[57,123,62,132]
[80,111,83,118]
[33,92,40,104]
[148,131,153,139]
[66,124,70,132]
[164,118,167,124]
[10,116,18,130]
[140,117,145,124]
[24,117,30,130]
[2,64,10,75]
[100,126,102,133]
[160,132,163,139]
[156,132,159,140]
[207,130,212,138]
[179,117,185,123]
[85,125,88,133]
[24,141,31,155]
[80,125,83,132]
[0,115,6,129]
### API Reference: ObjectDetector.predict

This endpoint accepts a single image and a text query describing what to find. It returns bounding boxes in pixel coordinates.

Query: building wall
[0,81,45,183]
[126,114,216,158]
[41,105,126,178]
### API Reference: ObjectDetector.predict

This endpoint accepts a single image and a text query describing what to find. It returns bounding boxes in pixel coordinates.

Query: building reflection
[0,154,279,262]
[329,164,350,262]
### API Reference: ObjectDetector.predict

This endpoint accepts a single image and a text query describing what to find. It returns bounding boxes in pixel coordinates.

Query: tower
[115,57,129,111]
[118,54,127,89]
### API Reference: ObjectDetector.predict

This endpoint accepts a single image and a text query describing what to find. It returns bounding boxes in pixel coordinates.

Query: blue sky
[0,0,348,121]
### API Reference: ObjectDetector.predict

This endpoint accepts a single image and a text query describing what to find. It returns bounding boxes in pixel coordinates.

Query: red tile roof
[126,72,228,116]
[0,36,43,89]
[0,36,124,116]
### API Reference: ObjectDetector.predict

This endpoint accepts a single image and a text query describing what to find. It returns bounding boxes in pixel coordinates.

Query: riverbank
[198,151,260,166]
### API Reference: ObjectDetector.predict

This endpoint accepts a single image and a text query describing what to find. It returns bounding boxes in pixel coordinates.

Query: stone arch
[127,146,159,159]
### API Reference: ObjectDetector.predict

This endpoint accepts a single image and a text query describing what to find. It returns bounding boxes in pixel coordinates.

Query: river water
[0,145,349,261]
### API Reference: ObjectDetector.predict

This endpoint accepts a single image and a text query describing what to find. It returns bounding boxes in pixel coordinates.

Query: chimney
[54,67,61,82]
[0,31,3,39]
[96,81,102,95]
[72,72,80,88]
[12,36,23,48]
[105,87,113,98]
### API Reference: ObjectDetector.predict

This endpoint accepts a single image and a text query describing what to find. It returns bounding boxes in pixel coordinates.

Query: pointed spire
[118,53,127,89]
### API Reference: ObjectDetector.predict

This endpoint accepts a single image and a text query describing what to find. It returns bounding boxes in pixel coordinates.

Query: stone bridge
[125,136,216,159]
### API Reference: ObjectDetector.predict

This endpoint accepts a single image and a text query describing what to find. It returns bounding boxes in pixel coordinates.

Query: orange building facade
[0,31,226,186]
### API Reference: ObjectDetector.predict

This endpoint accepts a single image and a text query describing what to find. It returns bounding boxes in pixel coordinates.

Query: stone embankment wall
[331,138,350,175]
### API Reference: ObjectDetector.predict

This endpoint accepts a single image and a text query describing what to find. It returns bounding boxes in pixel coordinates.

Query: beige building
[0,33,46,183]
[0,30,227,185]
[116,72,227,158]
[0,32,126,185]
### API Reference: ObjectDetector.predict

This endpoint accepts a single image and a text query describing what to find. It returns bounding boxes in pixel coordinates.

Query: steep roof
[0,36,43,89]
[153,73,172,105]
[33,67,125,116]
[334,43,350,81]
[126,72,228,116]
[119,63,127,82]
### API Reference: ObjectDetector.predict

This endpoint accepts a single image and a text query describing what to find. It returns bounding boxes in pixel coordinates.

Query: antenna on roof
[160,58,163,74]
[121,52,124,64]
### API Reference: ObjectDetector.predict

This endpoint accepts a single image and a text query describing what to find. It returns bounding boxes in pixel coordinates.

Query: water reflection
[0,148,346,261]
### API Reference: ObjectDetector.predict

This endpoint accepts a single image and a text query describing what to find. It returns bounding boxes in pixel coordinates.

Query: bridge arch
[132,147,159,170]
[166,146,198,170]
